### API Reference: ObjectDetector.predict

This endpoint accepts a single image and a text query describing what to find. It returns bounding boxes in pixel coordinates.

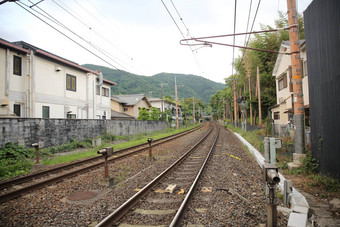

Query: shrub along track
[0,124,204,203]
[0,123,210,226]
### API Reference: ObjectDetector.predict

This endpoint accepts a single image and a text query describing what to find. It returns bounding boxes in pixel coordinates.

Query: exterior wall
[0,45,112,119]
[0,48,29,117]
[272,43,309,126]
[0,118,168,148]
[131,99,150,119]
[111,99,124,112]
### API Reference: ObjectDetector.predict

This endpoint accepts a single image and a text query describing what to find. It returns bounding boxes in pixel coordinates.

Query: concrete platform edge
[234,132,310,227]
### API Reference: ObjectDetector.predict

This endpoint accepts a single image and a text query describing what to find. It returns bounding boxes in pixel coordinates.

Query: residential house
[148,97,182,122]
[0,39,115,119]
[111,94,151,119]
[271,40,309,136]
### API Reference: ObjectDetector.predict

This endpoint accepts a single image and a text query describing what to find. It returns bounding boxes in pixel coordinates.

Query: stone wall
[0,118,168,148]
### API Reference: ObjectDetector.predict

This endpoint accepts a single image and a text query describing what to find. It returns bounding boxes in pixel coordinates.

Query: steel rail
[0,124,204,203]
[96,125,214,227]
[0,124,204,190]
[170,127,220,226]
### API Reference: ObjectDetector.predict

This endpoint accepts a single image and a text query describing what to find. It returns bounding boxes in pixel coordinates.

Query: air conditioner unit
[65,107,72,113]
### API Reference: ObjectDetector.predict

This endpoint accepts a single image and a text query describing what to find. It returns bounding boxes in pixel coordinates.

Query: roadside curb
[234,132,309,227]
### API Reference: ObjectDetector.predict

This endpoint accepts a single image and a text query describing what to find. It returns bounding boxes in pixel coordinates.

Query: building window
[303,60,308,77]
[67,114,76,119]
[13,55,22,76]
[273,112,280,120]
[123,107,128,112]
[278,73,287,91]
[102,87,109,97]
[42,106,50,118]
[66,74,76,91]
[13,104,21,117]
[96,86,100,95]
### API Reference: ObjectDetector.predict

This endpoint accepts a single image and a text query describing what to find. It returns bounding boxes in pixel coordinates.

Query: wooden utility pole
[287,0,304,154]
[248,73,253,125]
[175,77,179,129]
[193,97,196,124]
[257,66,262,125]
[223,98,226,120]
[233,79,237,127]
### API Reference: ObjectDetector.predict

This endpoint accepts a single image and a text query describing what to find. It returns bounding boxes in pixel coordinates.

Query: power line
[170,0,192,38]
[240,0,262,66]
[25,0,128,71]
[161,0,204,77]
[244,0,253,46]
[16,1,120,70]
[231,0,237,78]
[15,1,172,97]
[51,0,136,73]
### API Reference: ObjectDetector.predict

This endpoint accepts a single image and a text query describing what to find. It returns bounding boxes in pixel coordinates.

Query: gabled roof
[112,94,151,106]
[13,41,98,74]
[0,38,116,86]
[111,110,134,119]
[0,38,30,54]
[149,98,177,106]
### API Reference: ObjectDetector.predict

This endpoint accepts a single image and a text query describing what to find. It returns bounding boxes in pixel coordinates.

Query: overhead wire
[51,0,138,73]
[160,0,204,76]
[25,0,128,71]
[240,0,262,66]
[16,1,172,97]
[16,1,120,70]
[244,0,253,47]
[231,0,237,79]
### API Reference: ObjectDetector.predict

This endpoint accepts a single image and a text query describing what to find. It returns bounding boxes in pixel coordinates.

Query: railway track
[96,124,219,226]
[0,124,205,204]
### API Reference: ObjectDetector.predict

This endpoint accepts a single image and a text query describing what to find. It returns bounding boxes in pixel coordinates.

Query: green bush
[0,143,34,180]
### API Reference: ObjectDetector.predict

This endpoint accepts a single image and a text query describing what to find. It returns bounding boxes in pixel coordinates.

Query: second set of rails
[0,124,205,203]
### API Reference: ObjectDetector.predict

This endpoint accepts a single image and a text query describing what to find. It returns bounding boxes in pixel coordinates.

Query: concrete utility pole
[257,66,262,125]
[287,0,305,154]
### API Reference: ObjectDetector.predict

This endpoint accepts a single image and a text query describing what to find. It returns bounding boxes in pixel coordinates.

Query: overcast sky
[0,0,313,83]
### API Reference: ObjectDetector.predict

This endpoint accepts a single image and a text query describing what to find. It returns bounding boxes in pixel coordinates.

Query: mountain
[83,64,225,103]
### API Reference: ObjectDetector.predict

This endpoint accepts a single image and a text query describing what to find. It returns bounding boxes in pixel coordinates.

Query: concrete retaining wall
[0,118,168,148]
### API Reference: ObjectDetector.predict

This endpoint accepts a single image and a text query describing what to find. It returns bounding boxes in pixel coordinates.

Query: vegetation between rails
[0,124,200,181]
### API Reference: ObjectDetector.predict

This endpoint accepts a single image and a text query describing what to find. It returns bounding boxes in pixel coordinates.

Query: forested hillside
[83,64,224,103]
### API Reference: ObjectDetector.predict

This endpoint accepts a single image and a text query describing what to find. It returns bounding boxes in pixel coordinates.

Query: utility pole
[257,66,262,125]
[175,77,179,129]
[160,83,167,112]
[223,98,226,120]
[287,0,305,154]
[247,72,253,125]
[234,79,237,127]
[193,97,196,124]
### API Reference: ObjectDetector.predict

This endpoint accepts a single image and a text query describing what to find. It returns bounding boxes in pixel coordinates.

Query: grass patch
[42,148,102,165]
[225,124,265,153]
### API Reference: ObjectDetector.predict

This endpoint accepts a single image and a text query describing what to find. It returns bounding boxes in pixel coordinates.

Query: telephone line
[16,1,171,97]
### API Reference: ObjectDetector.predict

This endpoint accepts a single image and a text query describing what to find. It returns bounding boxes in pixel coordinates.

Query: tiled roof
[113,94,149,106]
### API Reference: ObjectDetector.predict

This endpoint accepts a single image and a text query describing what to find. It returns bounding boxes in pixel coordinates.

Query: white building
[271,40,309,135]
[149,97,182,121]
[0,39,115,119]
